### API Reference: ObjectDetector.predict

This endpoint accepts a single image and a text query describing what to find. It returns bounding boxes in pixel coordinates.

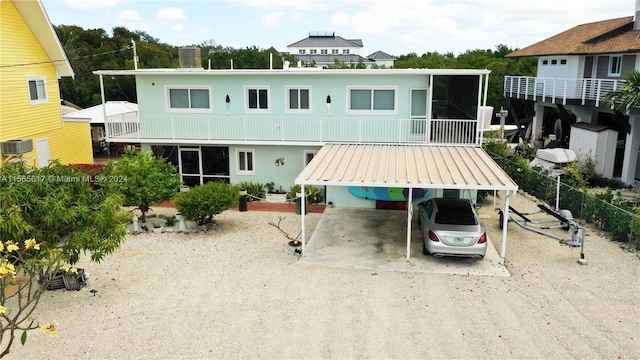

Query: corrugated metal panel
[295,143,518,191]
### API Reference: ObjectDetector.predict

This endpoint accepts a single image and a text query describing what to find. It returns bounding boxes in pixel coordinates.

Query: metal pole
[406,187,414,260]
[556,175,561,211]
[131,39,138,70]
[500,190,516,265]
[301,185,306,254]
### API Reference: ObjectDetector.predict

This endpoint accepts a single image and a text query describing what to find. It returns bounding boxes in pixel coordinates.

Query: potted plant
[152,223,163,234]
[265,181,287,203]
[268,216,302,255]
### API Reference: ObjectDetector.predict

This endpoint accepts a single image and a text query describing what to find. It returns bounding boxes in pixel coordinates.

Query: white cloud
[198,27,212,34]
[232,0,329,11]
[118,9,139,22]
[172,24,185,32]
[261,11,285,26]
[63,0,127,9]
[328,0,635,55]
[156,8,186,24]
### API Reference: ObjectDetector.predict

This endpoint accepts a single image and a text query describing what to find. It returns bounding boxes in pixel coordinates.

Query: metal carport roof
[295,143,519,263]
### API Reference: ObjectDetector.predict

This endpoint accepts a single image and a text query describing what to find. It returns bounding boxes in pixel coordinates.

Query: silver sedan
[418,198,487,259]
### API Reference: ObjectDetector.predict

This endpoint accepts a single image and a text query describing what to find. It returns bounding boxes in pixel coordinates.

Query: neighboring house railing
[105,115,482,145]
[504,76,621,106]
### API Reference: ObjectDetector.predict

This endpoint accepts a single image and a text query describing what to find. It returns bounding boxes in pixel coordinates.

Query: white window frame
[244,86,270,113]
[236,148,255,175]
[331,49,339,55]
[285,86,312,114]
[540,57,567,67]
[27,76,48,105]
[343,49,350,55]
[608,56,622,77]
[320,49,328,55]
[310,49,317,55]
[347,86,398,115]
[165,85,212,113]
[299,49,306,55]
[304,150,318,165]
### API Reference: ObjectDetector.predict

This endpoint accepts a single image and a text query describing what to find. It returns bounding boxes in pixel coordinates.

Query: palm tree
[602,70,640,114]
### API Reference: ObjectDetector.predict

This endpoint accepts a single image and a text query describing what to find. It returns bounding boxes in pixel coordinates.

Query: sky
[40,0,638,56]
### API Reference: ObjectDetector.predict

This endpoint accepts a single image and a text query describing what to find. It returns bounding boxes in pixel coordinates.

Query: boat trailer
[497,203,586,262]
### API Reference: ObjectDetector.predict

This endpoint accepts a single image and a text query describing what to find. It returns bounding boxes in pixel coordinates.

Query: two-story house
[287,32,395,68]
[504,2,640,184]
[0,0,93,167]
[95,54,520,261]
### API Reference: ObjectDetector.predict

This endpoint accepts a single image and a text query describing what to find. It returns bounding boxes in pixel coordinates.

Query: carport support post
[301,185,306,254]
[406,187,414,260]
[500,190,516,265]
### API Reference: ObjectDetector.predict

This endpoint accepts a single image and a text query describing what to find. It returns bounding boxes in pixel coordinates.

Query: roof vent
[178,47,202,69]
[1,139,33,155]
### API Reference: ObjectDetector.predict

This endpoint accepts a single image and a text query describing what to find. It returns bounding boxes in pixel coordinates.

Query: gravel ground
[5,193,640,359]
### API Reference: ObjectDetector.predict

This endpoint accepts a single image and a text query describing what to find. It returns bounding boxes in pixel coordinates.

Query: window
[321,49,328,55]
[167,86,211,112]
[347,86,397,114]
[343,49,350,54]
[27,77,47,104]
[310,49,317,55]
[609,56,622,76]
[299,49,306,55]
[236,149,255,175]
[560,59,567,65]
[286,86,311,113]
[332,49,339,55]
[304,150,318,165]
[541,58,567,67]
[245,86,269,113]
[542,59,549,66]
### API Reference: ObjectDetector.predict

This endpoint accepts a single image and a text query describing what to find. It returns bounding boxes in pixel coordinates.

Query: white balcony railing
[504,76,621,106]
[105,115,483,145]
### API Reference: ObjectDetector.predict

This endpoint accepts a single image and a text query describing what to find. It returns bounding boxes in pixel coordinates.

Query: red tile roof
[507,16,640,57]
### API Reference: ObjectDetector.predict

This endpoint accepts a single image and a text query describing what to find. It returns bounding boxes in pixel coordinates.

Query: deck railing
[105,115,483,145]
[504,76,620,106]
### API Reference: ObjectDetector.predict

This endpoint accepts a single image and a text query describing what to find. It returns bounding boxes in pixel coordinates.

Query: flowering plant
[0,205,62,356]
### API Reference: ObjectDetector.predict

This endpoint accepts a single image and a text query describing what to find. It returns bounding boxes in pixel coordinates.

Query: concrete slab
[300,207,510,277]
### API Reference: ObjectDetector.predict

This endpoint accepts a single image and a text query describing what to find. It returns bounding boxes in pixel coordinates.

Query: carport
[295,143,519,264]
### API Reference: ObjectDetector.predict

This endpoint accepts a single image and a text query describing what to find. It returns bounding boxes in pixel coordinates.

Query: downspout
[406,187,414,260]
[500,190,516,265]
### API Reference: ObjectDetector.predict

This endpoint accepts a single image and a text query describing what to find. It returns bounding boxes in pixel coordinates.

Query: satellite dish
[554,119,563,141]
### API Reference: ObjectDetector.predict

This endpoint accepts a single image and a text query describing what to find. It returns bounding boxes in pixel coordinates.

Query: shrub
[175,182,240,225]
[287,185,323,204]
[237,181,265,201]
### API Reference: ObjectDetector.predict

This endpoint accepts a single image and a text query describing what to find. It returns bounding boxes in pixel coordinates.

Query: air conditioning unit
[178,47,202,69]
[1,139,33,155]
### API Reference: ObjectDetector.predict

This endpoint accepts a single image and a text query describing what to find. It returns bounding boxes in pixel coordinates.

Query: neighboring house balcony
[504,76,621,107]
[105,115,483,145]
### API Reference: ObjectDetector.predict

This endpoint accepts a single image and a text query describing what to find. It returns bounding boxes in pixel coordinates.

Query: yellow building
[0,0,92,167]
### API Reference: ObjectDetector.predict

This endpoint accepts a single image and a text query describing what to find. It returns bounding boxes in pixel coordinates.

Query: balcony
[105,115,483,145]
[504,76,621,107]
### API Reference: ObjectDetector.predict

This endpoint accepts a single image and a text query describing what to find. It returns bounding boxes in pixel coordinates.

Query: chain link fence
[489,153,640,251]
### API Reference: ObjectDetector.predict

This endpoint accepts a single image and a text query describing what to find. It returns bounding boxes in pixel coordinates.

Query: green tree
[103,149,181,222]
[174,182,240,225]
[602,69,640,114]
[0,161,131,355]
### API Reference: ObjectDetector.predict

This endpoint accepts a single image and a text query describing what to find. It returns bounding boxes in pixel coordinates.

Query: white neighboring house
[504,2,640,184]
[287,32,395,68]
[63,101,138,153]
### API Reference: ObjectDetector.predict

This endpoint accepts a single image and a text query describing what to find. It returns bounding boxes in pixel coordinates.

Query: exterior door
[178,148,202,187]
[36,138,50,167]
